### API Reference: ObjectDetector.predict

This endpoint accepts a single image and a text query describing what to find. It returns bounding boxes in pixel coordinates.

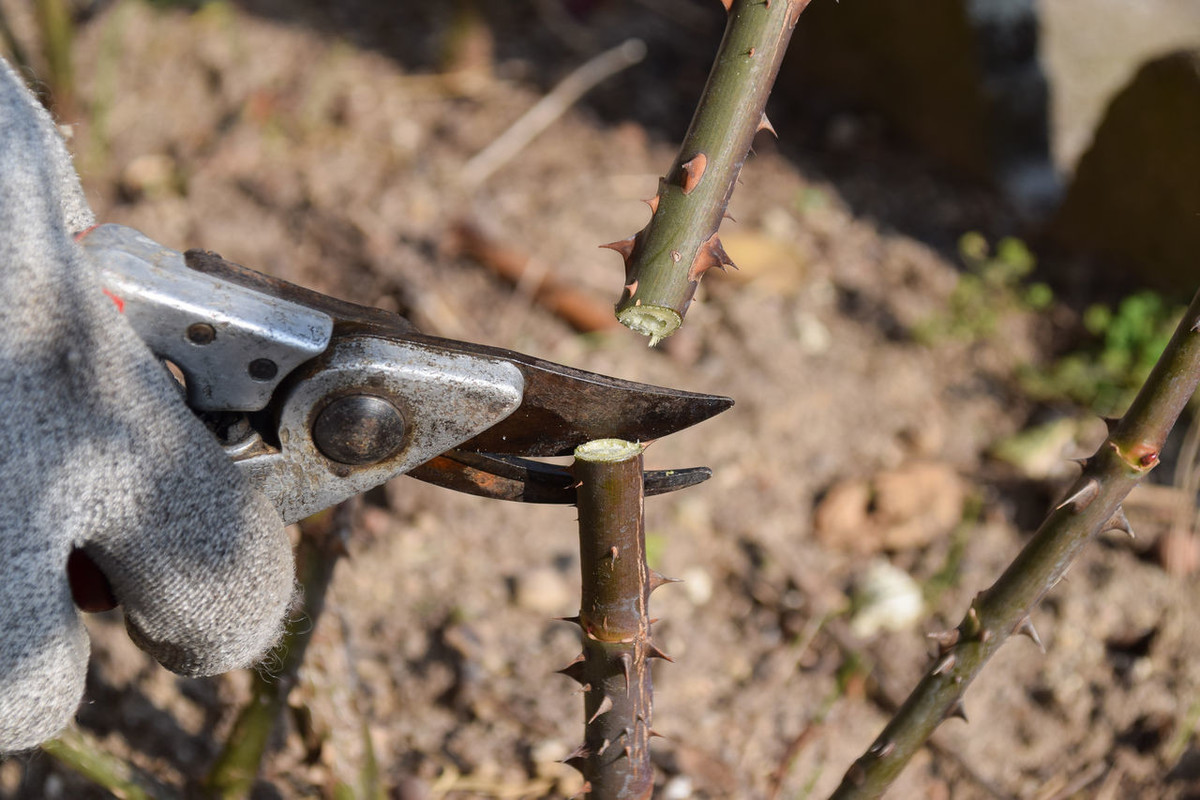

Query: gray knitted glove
[0,61,295,752]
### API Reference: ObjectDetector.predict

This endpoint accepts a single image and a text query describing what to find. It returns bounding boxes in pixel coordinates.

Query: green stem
[609,0,812,344]
[42,726,176,800]
[830,287,1200,799]
[563,439,664,799]
[204,506,349,798]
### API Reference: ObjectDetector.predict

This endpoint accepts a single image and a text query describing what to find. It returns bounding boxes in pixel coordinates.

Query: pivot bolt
[313,395,406,466]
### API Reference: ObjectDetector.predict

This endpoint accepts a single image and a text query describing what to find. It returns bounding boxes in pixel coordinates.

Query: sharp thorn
[932,652,956,676]
[945,698,968,723]
[597,737,612,756]
[588,694,615,724]
[1055,478,1100,512]
[557,652,589,684]
[618,652,633,692]
[927,628,960,655]
[556,615,583,627]
[1103,416,1120,434]
[649,728,666,740]
[680,153,708,195]
[1104,506,1135,539]
[868,739,896,759]
[1014,615,1045,653]
[648,570,682,592]
[758,113,778,138]
[647,642,675,662]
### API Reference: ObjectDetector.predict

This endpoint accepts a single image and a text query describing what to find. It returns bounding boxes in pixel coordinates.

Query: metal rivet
[313,395,406,466]
[186,322,216,345]
[248,358,278,382]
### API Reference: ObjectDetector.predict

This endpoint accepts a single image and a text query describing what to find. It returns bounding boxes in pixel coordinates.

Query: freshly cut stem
[609,0,812,344]
[566,439,659,799]
[830,287,1200,800]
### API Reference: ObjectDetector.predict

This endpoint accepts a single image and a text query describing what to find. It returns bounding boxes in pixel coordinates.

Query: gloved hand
[0,60,295,752]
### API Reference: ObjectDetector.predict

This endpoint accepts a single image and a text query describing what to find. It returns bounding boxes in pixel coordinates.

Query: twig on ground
[460,38,646,190]
[829,287,1200,799]
[448,220,620,334]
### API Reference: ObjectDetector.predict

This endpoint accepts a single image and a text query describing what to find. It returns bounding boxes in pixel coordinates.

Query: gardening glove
[0,60,295,752]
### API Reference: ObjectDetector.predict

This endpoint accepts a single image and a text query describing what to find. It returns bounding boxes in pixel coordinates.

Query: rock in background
[1049,50,1200,297]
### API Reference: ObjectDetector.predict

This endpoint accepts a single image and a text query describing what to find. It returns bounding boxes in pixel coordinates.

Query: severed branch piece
[607,0,812,344]
[561,439,671,798]
[829,287,1200,799]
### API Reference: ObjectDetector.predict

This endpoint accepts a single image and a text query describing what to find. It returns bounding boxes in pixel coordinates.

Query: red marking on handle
[74,224,100,241]
[102,287,125,313]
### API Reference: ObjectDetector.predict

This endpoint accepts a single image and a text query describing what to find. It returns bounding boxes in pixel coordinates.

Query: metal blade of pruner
[80,224,731,521]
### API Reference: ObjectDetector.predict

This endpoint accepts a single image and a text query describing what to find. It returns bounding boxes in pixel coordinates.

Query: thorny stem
[204,505,352,798]
[608,0,812,345]
[563,439,668,799]
[829,287,1200,800]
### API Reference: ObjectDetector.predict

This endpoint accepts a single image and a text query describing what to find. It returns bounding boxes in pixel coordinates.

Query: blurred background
[2,1,1199,797]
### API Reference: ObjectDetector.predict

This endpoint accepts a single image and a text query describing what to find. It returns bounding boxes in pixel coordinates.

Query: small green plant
[1021,290,1186,416]
[912,232,1052,345]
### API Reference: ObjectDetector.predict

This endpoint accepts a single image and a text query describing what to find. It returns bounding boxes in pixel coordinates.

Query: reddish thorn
[618,652,633,691]
[680,153,708,195]
[719,0,732,10]
[588,694,614,724]
[557,652,588,684]
[648,570,682,592]
[597,738,612,756]
[932,652,956,676]
[747,46,757,56]
[609,545,620,561]
[758,113,778,138]
[643,194,661,214]
[599,236,637,265]
[646,642,674,662]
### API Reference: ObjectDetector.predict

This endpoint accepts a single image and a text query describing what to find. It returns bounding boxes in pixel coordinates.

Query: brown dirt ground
[3,2,1200,799]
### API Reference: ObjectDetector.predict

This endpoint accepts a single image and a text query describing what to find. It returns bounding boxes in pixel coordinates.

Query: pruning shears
[79,224,731,524]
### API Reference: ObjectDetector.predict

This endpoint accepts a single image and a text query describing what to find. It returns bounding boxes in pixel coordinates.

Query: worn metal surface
[83,226,731,520]
[81,224,333,411]
[237,336,524,524]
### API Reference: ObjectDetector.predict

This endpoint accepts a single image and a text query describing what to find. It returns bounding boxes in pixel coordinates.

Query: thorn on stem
[945,698,968,723]
[618,652,633,691]
[680,153,708,195]
[1014,615,1045,653]
[868,739,896,759]
[1103,506,1135,539]
[557,652,589,684]
[932,652,956,676]
[648,570,682,593]
[647,642,675,662]
[1056,478,1100,512]
[757,113,778,137]
[588,694,615,723]
[927,628,960,656]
